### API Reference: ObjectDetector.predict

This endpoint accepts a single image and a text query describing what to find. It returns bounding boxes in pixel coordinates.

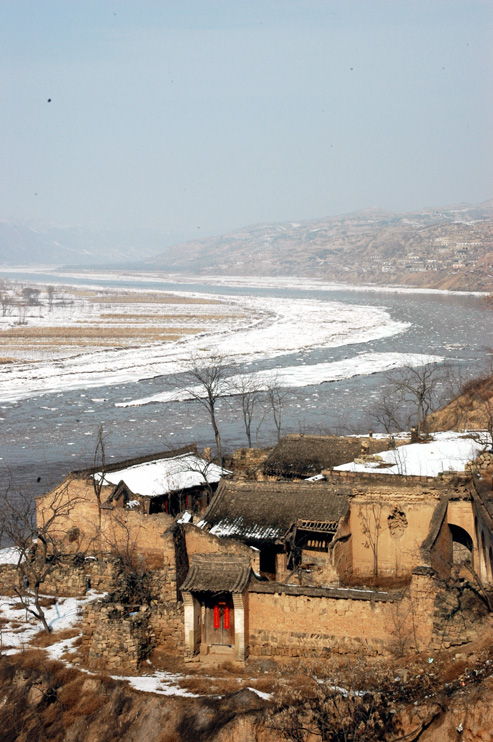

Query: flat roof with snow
[95,453,229,497]
[333,431,488,478]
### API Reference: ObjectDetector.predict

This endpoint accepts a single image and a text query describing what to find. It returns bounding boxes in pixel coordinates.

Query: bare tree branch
[181,353,235,462]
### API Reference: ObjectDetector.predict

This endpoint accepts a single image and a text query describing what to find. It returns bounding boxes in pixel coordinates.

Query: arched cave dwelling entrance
[449,524,473,565]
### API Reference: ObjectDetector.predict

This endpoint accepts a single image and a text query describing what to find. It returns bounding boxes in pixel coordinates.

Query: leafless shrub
[0,483,82,633]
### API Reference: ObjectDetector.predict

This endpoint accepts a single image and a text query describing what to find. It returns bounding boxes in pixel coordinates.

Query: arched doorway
[449,524,473,565]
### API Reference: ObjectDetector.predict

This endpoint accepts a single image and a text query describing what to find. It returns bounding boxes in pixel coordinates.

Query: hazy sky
[1,1,492,239]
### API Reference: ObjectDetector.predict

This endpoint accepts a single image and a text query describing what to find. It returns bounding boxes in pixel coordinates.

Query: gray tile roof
[201,480,350,544]
[181,554,252,593]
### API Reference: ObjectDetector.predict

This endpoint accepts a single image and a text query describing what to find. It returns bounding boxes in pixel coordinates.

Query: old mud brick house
[36,445,230,558]
[36,444,493,667]
[261,434,392,479]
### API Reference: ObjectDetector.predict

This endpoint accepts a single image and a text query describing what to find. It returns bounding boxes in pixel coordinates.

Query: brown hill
[145,200,493,291]
[428,374,493,434]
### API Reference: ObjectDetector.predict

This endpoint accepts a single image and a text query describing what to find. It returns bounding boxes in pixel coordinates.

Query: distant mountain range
[1,201,492,291]
[0,222,185,267]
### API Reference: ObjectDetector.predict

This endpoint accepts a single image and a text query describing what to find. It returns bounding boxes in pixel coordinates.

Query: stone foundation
[430,577,491,650]
[82,596,184,670]
[82,602,153,671]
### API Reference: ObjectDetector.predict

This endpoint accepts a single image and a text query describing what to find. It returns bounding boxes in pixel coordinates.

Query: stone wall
[430,577,491,650]
[82,602,153,671]
[149,602,184,656]
[0,555,118,598]
[82,589,185,670]
[466,451,493,475]
[224,447,271,480]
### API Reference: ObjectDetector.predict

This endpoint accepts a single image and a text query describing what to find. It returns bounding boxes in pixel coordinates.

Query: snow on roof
[95,453,229,497]
[333,431,488,478]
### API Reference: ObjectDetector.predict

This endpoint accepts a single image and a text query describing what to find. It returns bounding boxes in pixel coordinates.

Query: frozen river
[0,271,491,495]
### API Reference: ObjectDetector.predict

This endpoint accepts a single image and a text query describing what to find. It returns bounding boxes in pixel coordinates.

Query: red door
[206,595,234,646]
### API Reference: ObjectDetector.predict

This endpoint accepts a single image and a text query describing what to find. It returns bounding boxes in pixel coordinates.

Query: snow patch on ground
[113,672,198,697]
[247,686,273,700]
[0,592,103,654]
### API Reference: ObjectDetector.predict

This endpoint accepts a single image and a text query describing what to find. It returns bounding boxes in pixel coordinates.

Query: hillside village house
[36,445,229,557]
[35,433,493,667]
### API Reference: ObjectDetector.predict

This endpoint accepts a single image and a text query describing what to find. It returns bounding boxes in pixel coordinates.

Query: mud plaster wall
[349,495,439,579]
[247,574,440,658]
[36,478,176,568]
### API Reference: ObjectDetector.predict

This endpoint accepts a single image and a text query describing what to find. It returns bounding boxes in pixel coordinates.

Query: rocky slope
[1,636,492,742]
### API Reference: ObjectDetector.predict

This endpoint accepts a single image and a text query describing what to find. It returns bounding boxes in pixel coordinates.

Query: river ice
[118,352,442,407]
[0,292,409,403]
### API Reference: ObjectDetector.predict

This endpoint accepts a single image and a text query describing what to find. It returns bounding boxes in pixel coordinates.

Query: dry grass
[9,602,27,611]
[88,292,221,305]
[30,627,80,648]
[16,647,48,669]
[100,312,230,321]
[1,326,200,339]
[1,285,252,359]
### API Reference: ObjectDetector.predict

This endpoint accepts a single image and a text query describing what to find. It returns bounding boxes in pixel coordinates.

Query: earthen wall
[36,478,176,568]
[184,524,260,573]
[349,496,439,579]
[429,518,453,579]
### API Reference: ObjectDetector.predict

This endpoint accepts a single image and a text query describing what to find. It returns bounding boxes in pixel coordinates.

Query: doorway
[205,593,234,648]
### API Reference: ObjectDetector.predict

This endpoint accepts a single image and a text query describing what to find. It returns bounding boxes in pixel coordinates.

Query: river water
[0,272,491,495]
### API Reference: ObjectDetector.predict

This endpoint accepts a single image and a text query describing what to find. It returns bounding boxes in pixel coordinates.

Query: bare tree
[270,661,403,742]
[91,424,107,536]
[46,285,55,311]
[233,375,262,448]
[265,374,291,443]
[381,361,449,438]
[99,509,158,608]
[16,302,27,325]
[358,502,387,579]
[21,287,40,306]
[369,389,404,434]
[0,291,13,317]
[181,353,234,462]
[0,484,80,633]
